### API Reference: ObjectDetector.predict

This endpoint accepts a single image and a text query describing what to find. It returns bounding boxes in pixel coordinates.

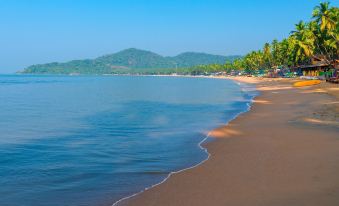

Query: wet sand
[121,77,339,206]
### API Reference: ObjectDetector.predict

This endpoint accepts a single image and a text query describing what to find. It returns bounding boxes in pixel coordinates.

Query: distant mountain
[20,48,240,74]
[96,48,175,69]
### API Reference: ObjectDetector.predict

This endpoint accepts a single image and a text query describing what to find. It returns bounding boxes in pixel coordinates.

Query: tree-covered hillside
[169,52,239,68]
[21,48,239,74]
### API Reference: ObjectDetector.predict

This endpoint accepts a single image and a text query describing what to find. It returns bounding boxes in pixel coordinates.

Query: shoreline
[120,76,339,206]
[112,76,258,206]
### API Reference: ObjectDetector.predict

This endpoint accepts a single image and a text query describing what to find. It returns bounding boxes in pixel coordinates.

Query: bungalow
[292,56,332,79]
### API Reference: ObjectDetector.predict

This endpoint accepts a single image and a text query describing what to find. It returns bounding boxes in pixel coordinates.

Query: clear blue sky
[1,0,337,73]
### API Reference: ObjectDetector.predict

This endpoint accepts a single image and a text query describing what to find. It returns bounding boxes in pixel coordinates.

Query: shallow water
[0,75,256,206]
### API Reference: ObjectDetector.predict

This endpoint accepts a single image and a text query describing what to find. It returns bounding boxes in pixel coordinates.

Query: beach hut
[292,56,331,79]
[299,62,329,77]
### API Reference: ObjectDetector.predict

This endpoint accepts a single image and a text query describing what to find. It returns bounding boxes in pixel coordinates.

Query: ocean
[0,75,257,206]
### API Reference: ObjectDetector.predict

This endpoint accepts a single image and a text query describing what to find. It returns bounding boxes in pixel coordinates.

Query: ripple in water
[0,75,257,206]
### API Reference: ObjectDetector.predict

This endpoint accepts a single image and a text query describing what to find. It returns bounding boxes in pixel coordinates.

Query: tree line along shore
[129,2,339,82]
[21,2,338,82]
[172,2,338,81]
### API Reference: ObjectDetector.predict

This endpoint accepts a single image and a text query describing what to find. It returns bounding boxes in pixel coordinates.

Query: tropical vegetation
[192,1,338,75]
[21,48,239,74]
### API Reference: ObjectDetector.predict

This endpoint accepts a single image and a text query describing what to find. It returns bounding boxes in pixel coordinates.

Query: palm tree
[313,2,336,31]
[291,21,316,65]
[271,39,285,67]
[312,2,338,63]
[263,43,272,69]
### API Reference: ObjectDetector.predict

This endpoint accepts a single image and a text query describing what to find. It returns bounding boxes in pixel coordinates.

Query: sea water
[0,75,257,206]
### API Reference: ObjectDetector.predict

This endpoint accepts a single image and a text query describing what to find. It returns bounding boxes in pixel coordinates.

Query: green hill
[21,48,240,74]
[170,52,238,68]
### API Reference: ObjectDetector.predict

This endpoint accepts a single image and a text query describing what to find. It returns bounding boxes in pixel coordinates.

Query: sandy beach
[120,77,339,206]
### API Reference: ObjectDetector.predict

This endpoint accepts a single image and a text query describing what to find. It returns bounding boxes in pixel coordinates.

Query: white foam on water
[112,80,258,206]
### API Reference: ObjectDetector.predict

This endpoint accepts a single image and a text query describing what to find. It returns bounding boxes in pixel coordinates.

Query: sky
[0,0,337,73]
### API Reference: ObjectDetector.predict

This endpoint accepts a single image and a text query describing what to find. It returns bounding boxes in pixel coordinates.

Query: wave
[111,80,258,206]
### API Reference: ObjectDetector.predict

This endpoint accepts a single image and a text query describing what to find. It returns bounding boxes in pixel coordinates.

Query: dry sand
[121,77,339,206]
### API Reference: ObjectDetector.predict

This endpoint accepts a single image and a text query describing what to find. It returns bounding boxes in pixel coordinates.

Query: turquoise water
[0,75,256,206]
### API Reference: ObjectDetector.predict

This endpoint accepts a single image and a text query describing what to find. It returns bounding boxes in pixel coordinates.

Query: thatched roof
[298,62,330,69]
